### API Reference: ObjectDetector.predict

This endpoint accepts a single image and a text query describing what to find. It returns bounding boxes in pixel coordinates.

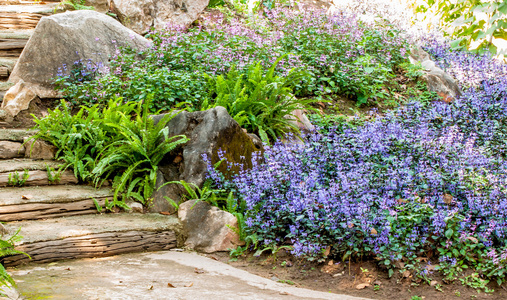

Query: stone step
[0,168,78,187]
[0,185,112,222]
[2,213,180,266]
[0,158,61,173]
[0,128,37,141]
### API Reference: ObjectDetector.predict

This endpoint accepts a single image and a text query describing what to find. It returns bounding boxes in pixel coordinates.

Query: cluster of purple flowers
[208,34,507,271]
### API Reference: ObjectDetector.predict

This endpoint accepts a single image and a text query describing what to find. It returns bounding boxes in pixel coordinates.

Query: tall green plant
[202,57,316,140]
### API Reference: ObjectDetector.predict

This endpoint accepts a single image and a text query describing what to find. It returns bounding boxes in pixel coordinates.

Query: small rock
[128,202,143,213]
[23,137,57,160]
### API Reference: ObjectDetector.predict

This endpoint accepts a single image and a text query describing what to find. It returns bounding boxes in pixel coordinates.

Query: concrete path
[5,251,371,300]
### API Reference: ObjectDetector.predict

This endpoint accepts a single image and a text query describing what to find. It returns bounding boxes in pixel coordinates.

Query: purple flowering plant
[206,38,507,284]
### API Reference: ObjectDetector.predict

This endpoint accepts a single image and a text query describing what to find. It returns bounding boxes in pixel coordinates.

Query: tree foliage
[417,0,507,56]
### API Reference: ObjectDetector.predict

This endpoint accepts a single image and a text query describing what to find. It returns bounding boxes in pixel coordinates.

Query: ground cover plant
[204,10,507,293]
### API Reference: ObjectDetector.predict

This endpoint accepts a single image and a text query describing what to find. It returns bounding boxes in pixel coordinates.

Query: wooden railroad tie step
[2,214,181,266]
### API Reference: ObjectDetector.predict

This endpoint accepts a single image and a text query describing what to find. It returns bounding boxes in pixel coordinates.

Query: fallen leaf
[355,283,370,290]
[370,228,378,235]
[430,280,438,287]
[209,256,218,261]
[466,236,478,244]
[397,198,408,204]
[148,285,153,290]
[167,283,176,288]
[159,211,173,215]
[443,193,453,204]
[348,223,354,228]
[327,259,334,266]
[402,270,411,278]
[185,282,193,287]
[323,246,331,257]
[373,280,382,286]
[21,195,33,200]
[416,257,428,262]
[194,268,205,274]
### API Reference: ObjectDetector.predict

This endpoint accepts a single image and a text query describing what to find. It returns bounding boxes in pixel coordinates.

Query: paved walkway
[4,251,372,300]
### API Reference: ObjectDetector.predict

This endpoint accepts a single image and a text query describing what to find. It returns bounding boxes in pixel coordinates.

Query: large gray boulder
[8,10,150,99]
[109,0,210,35]
[409,46,462,102]
[178,200,242,253]
[150,106,261,213]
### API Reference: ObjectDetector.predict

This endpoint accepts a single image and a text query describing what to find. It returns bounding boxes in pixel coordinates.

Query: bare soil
[207,251,507,300]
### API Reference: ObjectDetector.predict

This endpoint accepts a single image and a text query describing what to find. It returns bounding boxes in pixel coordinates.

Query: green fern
[203,56,318,141]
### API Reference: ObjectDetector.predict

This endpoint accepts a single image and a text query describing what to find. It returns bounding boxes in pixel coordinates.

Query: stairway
[0,1,60,99]
[0,128,181,268]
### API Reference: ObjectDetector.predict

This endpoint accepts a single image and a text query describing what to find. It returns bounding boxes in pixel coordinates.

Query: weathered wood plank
[0,39,27,50]
[3,230,177,266]
[0,197,107,222]
[0,66,7,77]
[0,13,50,30]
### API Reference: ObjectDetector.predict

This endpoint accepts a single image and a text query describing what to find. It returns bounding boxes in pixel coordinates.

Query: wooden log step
[0,38,26,49]
[0,66,7,77]
[0,169,78,187]
[0,4,58,14]
[0,185,113,221]
[0,13,51,30]
[0,197,108,222]
[2,213,180,266]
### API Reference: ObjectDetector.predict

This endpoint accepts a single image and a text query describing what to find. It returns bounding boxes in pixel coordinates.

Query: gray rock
[0,141,24,159]
[150,107,261,213]
[109,0,210,35]
[409,46,462,102]
[8,10,151,99]
[178,200,242,253]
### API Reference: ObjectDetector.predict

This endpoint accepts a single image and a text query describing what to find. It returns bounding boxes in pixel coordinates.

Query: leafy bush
[31,97,188,206]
